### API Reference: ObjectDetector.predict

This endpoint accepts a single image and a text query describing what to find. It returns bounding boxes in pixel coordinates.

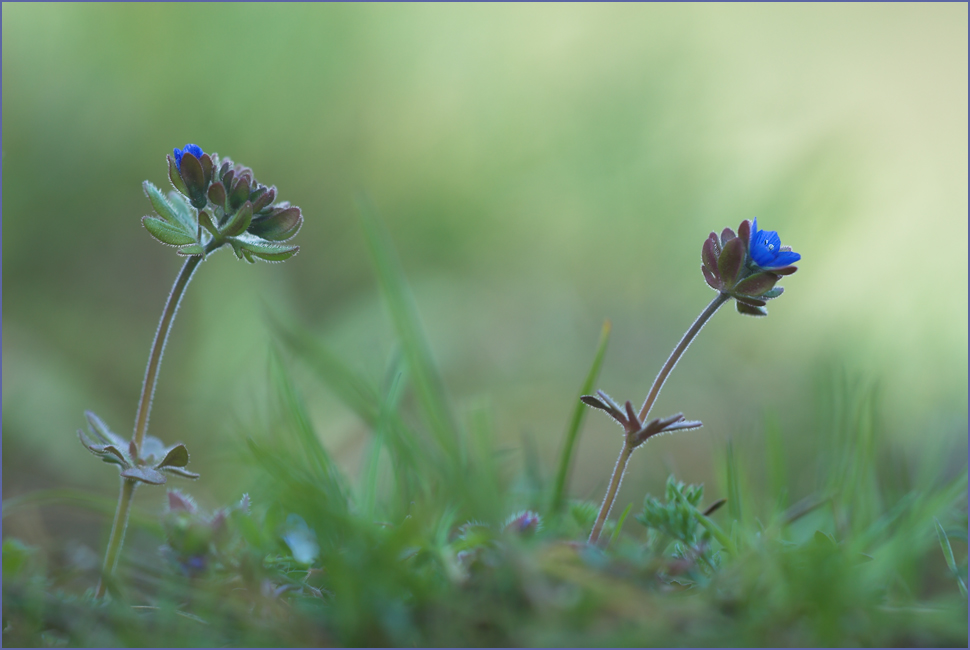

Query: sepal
[248,205,302,241]
[736,301,768,317]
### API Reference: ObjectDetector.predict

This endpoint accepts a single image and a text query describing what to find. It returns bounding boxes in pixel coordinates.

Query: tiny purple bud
[717,237,746,287]
[503,510,541,535]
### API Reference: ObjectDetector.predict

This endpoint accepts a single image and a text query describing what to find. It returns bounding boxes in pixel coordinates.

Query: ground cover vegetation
[2,146,967,647]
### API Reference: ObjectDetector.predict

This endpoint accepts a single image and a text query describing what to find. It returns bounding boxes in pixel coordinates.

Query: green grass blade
[763,410,789,514]
[608,502,633,548]
[357,197,460,461]
[550,319,611,514]
[726,440,742,524]
[268,348,346,506]
[935,518,968,598]
[361,354,408,516]
[270,314,381,425]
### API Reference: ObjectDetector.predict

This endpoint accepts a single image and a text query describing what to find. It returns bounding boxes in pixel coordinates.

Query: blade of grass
[726,440,742,524]
[356,196,459,462]
[763,410,788,514]
[361,354,408,517]
[608,502,633,548]
[270,313,381,425]
[272,312,435,490]
[550,319,612,514]
[268,348,347,508]
[934,518,968,598]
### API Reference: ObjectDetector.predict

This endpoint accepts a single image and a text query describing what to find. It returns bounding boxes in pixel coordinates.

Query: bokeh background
[3,4,967,551]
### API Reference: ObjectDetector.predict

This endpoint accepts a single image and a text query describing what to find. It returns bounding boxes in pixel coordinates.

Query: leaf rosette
[77,411,198,485]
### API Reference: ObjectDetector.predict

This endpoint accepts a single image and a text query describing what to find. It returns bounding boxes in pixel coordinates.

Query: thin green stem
[97,241,218,599]
[638,292,729,423]
[95,478,136,599]
[588,443,633,545]
[132,253,206,449]
[588,292,730,546]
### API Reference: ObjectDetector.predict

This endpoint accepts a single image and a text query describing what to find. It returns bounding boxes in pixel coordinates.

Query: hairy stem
[587,443,633,545]
[588,292,730,546]
[98,242,217,599]
[638,292,729,422]
[132,253,206,449]
[95,478,136,599]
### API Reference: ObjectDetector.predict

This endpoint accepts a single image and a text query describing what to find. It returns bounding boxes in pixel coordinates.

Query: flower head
[700,219,799,316]
[150,147,302,262]
[173,144,204,171]
[749,218,801,269]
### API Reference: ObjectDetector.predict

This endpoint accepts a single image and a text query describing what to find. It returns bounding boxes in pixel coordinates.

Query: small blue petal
[173,144,204,172]
[748,220,799,269]
[750,233,778,267]
[769,250,801,267]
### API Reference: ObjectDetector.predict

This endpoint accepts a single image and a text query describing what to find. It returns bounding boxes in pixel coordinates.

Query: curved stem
[588,443,633,545]
[588,292,730,546]
[97,242,217,599]
[637,292,729,422]
[132,254,204,450]
[95,478,136,599]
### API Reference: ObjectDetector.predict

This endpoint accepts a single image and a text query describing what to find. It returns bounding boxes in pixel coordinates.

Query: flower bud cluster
[141,144,303,263]
[701,218,799,316]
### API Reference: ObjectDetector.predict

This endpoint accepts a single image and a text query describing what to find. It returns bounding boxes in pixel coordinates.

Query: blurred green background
[3,4,967,550]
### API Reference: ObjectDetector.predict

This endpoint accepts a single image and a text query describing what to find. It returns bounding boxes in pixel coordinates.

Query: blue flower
[173,143,204,171]
[749,218,801,269]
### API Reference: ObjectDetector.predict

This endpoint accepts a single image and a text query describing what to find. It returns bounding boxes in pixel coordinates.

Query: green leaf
[144,181,183,227]
[222,200,253,238]
[120,466,167,485]
[99,445,130,466]
[159,466,200,480]
[166,191,196,230]
[177,244,205,257]
[85,411,126,446]
[228,238,245,260]
[813,529,837,547]
[2,538,36,580]
[198,210,220,239]
[236,235,299,262]
[157,444,189,468]
[142,216,197,246]
[551,319,611,513]
[936,518,968,597]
